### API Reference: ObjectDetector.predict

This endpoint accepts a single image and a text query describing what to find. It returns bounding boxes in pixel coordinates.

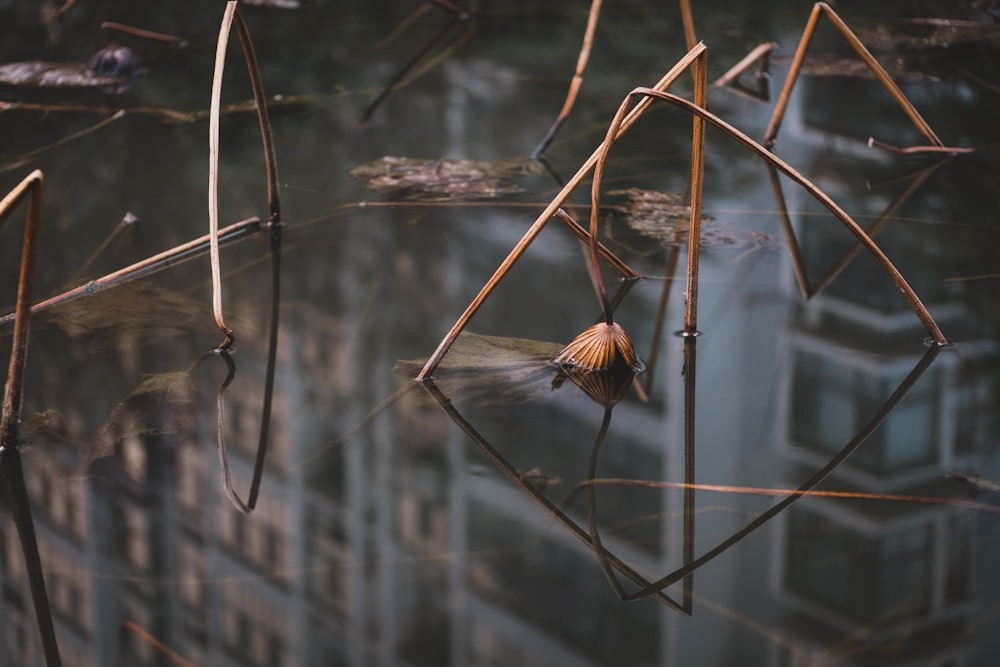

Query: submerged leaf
[350,155,540,201]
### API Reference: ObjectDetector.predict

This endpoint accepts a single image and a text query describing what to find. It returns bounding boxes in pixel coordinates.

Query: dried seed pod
[554,322,640,372]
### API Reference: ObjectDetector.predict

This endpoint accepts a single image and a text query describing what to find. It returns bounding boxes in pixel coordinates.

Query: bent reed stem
[764,2,944,149]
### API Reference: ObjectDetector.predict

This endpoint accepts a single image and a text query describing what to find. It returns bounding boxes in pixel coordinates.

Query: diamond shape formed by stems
[554,322,640,372]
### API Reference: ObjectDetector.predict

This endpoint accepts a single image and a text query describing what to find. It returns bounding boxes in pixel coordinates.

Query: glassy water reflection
[1,1,998,666]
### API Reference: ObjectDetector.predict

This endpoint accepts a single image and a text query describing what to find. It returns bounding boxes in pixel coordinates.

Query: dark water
[1,1,999,665]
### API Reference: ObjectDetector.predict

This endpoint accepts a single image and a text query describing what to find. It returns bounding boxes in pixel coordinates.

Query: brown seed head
[554,322,639,372]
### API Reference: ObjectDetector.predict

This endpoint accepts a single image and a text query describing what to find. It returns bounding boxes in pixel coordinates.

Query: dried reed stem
[533,0,603,158]
[0,218,260,326]
[768,159,944,301]
[712,42,775,88]
[209,1,282,350]
[552,208,639,279]
[0,170,44,451]
[678,0,697,51]
[0,170,64,665]
[683,49,707,335]
[208,1,283,514]
[209,4,236,348]
[764,2,943,149]
[362,1,475,124]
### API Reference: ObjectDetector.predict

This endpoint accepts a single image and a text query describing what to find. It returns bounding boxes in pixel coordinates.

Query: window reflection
[783,505,931,623]
[790,347,940,477]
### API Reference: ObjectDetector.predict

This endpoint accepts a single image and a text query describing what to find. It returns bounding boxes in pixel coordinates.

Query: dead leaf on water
[860,18,1000,51]
[0,61,131,90]
[350,155,541,201]
[610,188,779,254]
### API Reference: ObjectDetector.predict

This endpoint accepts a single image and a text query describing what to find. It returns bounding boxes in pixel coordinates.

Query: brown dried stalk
[1,170,44,451]
[0,218,261,326]
[534,0,699,157]
[209,1,284,514]
[209,0,282,351]
[533,0,603,158]
[0,170,64,666]
[764,2,954,151]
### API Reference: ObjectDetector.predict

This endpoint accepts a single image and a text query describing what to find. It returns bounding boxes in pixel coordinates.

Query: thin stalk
[764,2,943,149]
[368,2,436,54]
[207,1,283,512]
[245,222,282,511]
[533,0,603,158]
[70,211,139,285]
[231,7,282,226]
[553,208,639,279]
[642,247,681,396]
[0,169,60,665]
[209,3,237,348]
[361,2,474,124]
[1,450,62,666]
[587,408,629,597]
[766,164,810,299]
[214,350,251,513]
[120,621,194,667]
[208,1,283,349]
[678,0,697,51]
[0,218,261,326]
[579,479,1000,516]
[417,43,708,380]
[683,51,706,334]
[681,337,696,610]
[712,42,775,88]
[1,170,44,451]
[1,110,125,176]
[812,159,942,298]
[99,21,187,46]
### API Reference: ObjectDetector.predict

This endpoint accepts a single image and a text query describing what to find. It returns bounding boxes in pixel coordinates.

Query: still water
[1,1,998,665]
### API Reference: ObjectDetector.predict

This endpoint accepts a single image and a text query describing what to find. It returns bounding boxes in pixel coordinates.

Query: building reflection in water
[767,76,995,667]
[1,19,997,667]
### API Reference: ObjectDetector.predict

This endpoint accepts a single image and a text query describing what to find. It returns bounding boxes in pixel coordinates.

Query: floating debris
[610,188,779,254]
[350,155,540,201]
[0,61,129,89]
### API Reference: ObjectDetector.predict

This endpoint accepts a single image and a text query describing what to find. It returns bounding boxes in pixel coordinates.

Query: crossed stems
[418,41,947,381]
